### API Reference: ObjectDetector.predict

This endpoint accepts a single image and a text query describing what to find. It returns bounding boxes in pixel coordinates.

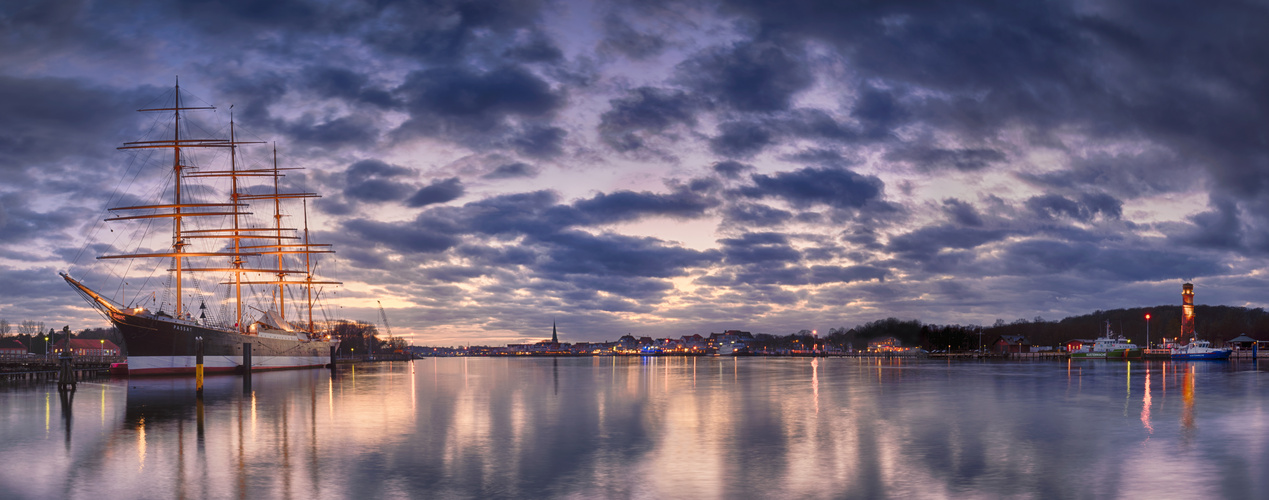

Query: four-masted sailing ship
[62,80,340,375]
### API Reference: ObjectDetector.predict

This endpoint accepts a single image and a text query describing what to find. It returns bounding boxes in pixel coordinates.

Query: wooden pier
[0,354,121,382]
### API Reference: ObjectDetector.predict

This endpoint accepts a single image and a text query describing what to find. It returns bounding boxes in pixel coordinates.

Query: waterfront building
[868,337,900,351]
[0,339,27,356]
[993,335,1031,354]
[52,338,120,356]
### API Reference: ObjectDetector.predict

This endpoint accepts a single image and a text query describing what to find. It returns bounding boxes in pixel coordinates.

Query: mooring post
[329,345,337,369]
[242,342,252,375]
[58,355,76,392]
[195,337,204,395]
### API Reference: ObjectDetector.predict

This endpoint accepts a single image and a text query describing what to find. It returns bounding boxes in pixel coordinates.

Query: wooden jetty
[0,354,121,382]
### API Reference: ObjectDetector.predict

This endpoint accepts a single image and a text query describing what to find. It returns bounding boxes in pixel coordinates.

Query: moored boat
[61,81,340,375]
[1070,322,1141,359]
[1170,338,1231,360]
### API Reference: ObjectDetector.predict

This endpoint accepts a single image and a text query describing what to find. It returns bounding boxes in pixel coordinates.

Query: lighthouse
[1181,282,1195,339]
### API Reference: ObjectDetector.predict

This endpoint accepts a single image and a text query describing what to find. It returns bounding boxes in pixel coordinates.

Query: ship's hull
[108,310,335,375]
[1171,350,1231,360]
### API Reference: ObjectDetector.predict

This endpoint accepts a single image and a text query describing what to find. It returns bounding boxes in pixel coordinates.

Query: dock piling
[195,337,204,394]
[242,342,252,374]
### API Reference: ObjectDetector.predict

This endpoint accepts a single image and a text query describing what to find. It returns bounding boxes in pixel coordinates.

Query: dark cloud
[675,39,814,113]
[808,265,887,285]
[850,85,909,139]
[942,199,984,227]
[599,14,667,60]
[535,230,720,279]
[343,159,414,203]
[723,203,793,227]
[1025,193,1122,222]
[0,193,78,242]
[743,165,886,212]
[170,0,334,33]
[509,124,566,157]
[887,146,1007,173]
[463,190,568,236]
[1017,150,1190,198]
[340,217,460,255]
[1167,198,1244,251]
[284,113,379,149]
[503,30,564,63]
[998,240,1227,282]
[570,189,716,225]
[712,160,753,179]
[300,66,397,108]
[887,225,1012,261]
[483,162,538,180]
[362,0,551,62]
[599,86,699,152]
[394,64,563,141]
[710,120,773,158]
[406,178,465,207]
[719,232,801,266]
[0,76,144,172]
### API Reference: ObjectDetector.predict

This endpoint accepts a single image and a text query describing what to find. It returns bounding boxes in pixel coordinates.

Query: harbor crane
[378,300,393,337]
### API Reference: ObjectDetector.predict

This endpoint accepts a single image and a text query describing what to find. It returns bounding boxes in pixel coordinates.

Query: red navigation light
[1145,313,1151,320]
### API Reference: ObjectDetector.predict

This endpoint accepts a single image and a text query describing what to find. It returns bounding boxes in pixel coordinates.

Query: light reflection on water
[0,358,1266,499]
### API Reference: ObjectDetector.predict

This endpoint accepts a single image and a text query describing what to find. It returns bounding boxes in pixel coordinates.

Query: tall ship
[1070,322,1141,359]
[61,80,340,375]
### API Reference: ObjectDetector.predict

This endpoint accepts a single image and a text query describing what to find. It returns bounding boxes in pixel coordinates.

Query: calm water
[1,357,1267,499]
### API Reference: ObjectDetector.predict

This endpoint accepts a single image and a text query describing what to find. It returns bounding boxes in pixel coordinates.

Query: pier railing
[0,354,124,371]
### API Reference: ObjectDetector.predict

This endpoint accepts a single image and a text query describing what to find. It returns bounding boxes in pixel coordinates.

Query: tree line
[813,305,1269,351]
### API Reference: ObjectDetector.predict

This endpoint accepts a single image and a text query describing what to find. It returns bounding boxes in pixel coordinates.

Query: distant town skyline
[3,1,1269,346]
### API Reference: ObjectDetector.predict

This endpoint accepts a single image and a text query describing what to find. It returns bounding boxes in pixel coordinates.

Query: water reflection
[0,359,1266,498]
[1141,369,1153,435]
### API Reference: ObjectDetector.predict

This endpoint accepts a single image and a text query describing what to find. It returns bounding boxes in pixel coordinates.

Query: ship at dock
[1069,321,1141,359]
[61,80,340,375]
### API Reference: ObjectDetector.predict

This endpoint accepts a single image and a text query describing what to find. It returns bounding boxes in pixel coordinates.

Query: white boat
[1070,322,1140,359]
[1170,337,1231,360]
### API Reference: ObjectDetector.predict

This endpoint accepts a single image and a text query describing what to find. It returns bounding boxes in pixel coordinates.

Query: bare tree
[0,319,9,336]
[17,320,38,336]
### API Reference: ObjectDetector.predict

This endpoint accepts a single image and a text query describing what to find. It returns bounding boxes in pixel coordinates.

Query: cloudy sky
[3,0,1268,345]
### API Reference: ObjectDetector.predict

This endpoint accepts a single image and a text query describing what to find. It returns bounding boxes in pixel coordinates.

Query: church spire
[552,320,558,343]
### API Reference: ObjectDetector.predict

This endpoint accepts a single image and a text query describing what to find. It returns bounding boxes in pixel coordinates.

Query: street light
[1145,313,1151,349]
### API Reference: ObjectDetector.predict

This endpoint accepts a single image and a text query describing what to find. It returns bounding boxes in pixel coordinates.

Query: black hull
[108,310,335,375]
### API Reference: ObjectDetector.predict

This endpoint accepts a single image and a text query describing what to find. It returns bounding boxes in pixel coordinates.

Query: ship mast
[98,80,343,335]
[105,79,254,318]
[273,144,285,320]
[304,199,315,333]
[232,148,338,333]
[230,111,243,331]
[173,78,183,317]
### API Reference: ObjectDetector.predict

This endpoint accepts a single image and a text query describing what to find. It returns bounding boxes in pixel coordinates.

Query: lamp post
[1145,313,1151,350]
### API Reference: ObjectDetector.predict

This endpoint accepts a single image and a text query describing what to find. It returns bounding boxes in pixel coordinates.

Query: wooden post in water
[242,342,253,392]
[329,345,337,369]
[242,342,252,375]
[57,354,75,392]
[195,337,204,395]
[57,326,76,392]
